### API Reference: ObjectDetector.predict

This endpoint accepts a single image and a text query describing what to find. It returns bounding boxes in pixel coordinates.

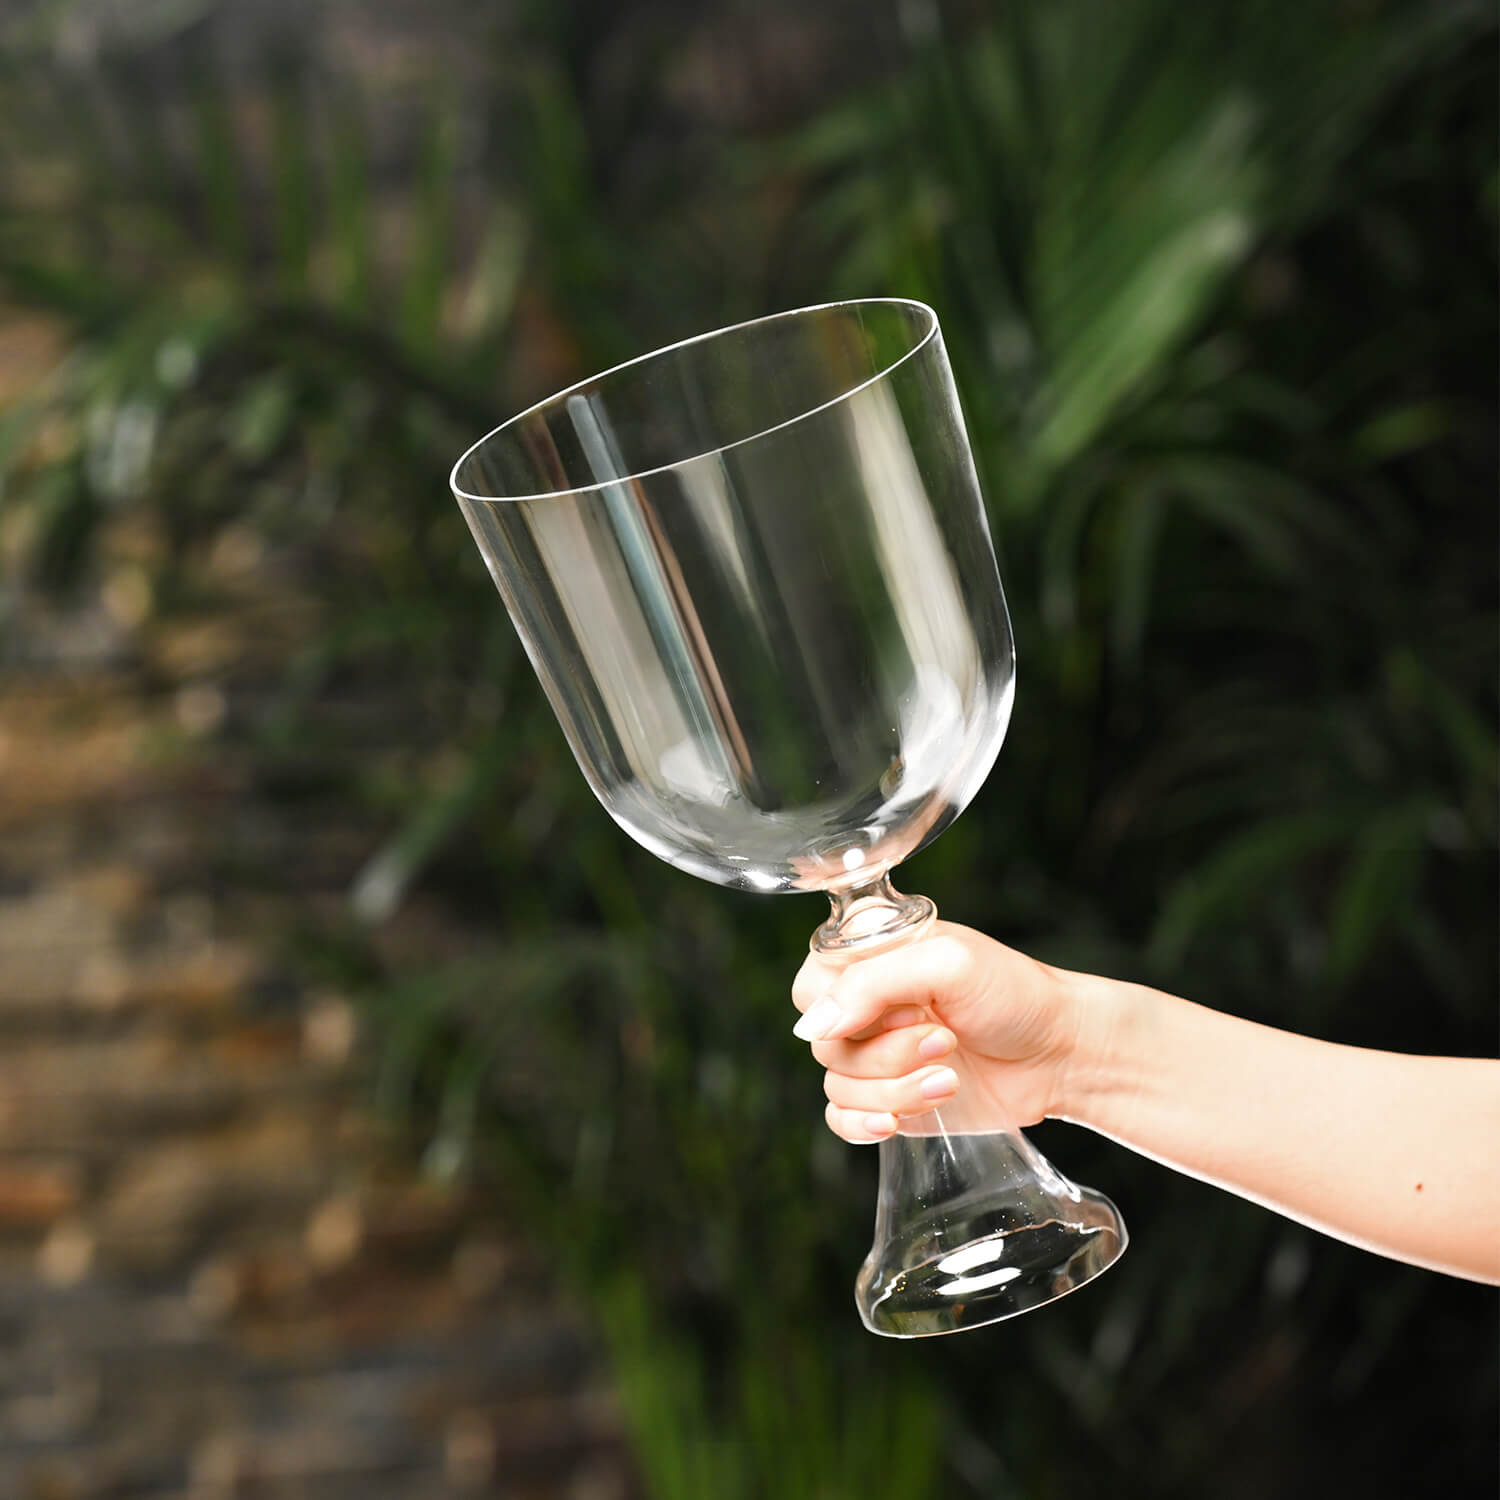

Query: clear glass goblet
[451,299,1125,1337]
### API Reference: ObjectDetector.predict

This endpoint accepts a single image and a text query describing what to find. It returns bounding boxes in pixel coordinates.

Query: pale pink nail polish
[918,1067,959,1100]
[793,996,842,1041]
[916,1029,953,1061]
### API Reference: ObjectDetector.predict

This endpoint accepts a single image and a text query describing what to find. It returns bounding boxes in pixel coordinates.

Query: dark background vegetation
[1,0,1495,1494]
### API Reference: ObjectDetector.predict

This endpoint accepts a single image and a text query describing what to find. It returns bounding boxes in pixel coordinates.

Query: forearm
[1058,971,1500,1283]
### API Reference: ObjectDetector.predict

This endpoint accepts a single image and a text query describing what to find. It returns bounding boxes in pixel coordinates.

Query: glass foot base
[856,1189,1127,1339]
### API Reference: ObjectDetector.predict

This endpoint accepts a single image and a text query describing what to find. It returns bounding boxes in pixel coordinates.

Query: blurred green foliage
[1,0,1495,1495]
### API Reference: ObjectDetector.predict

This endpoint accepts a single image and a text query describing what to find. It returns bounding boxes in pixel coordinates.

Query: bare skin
[792,922,1500,1284]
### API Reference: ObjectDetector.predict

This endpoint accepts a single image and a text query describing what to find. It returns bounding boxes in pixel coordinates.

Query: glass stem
[812,872,936,960]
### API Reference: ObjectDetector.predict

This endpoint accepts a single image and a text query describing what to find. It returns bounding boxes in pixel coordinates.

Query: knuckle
[838,967,898,1027]
[924,936,971,991]
[823,1100,857,1143]
[903,1074,937,1110]
[792,953,835,1004]
[832,967,868,1017]
[883,1025,923,1063]
[790,972,822,1012]
[866,1035,906,1077]
[824,1070,883,1113]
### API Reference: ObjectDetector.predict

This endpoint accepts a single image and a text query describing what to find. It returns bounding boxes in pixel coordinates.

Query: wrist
[1048,964,1159,1134]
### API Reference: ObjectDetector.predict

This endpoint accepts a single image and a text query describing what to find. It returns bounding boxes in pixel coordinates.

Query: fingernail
[793,996,843,1041]
[916,1028,953,1061]
[863,1113,898,1136]
[919,1067,959,1100]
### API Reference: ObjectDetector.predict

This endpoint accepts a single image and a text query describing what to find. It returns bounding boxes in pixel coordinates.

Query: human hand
[798,920,1500,1283]
[791,922,1084,1143]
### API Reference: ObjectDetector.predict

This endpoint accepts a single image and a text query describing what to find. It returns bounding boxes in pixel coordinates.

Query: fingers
[791,952,835,1015]
[791,934,971,1043]
[794,934,973,1147]
[821,1054,965,1142]
[810,1021,955,1078]
[824,1062,959,1120]
[792,955,927,1040]
[824,1101,899,1143]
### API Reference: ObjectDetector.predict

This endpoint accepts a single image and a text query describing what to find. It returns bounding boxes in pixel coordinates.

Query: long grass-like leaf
[327,85,376,315]
[1110,481,1168,669]
[1149,807,1368,971]
[188,53,250,271]
[400,101,460,353]
[1326,799,1433,983]
[1157,454,1308,578]
[268,55,314,294]
[454,200,527,351]
[348,730,513,926]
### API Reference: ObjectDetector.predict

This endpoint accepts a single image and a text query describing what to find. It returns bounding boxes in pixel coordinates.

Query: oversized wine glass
[451,299,1125,1336]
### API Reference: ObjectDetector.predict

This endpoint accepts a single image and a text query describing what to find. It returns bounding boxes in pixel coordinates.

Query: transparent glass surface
[452,300,1124,1336]
[454,301,1013,893]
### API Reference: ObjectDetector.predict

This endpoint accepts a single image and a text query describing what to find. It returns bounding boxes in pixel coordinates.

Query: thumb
[792,934,969,1042]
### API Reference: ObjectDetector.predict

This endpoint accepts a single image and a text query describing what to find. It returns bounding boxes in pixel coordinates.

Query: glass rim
[449,296,940,505]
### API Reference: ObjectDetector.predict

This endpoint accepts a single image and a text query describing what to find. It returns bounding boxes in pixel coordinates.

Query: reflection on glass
[453,300,1124,1336]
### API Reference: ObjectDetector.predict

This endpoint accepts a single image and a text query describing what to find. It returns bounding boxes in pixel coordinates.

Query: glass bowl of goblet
[451,299,1125,1336]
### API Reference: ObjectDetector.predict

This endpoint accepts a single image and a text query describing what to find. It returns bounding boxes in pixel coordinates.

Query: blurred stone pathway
[0,657,632,1497]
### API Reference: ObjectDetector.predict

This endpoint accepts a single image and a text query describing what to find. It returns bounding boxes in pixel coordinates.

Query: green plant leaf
[1149,807,1367,971]
[400,102,460,353]
[228,371,295,465]
[328,85,377,315]
[268,58,314,294]
[1325,799,1433,984]
[188,54,250,270]
[1110,480,1168,670]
